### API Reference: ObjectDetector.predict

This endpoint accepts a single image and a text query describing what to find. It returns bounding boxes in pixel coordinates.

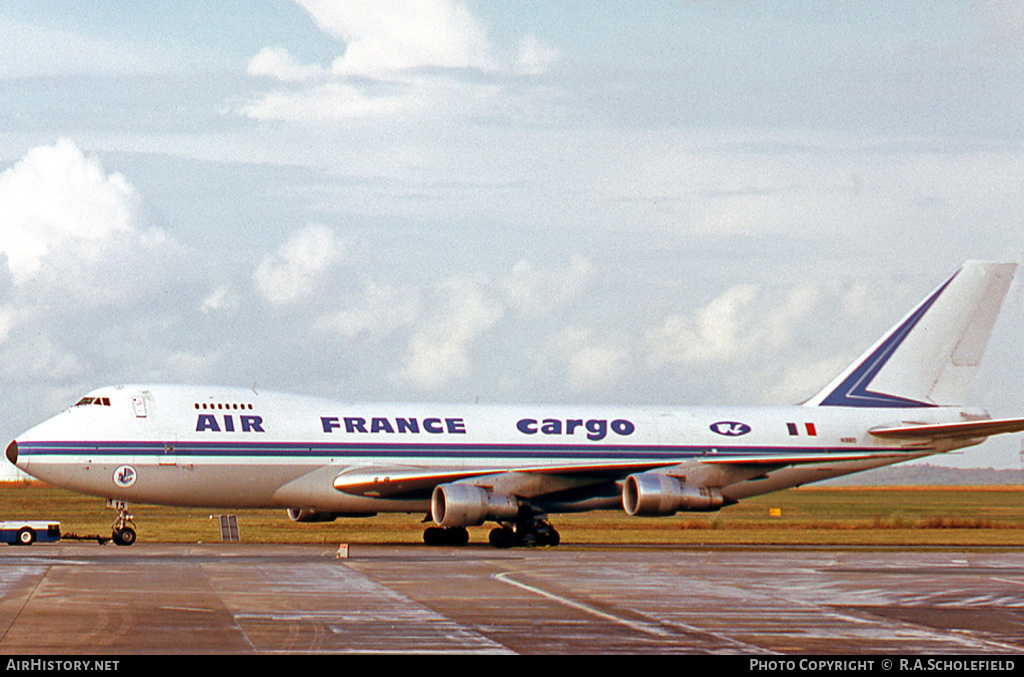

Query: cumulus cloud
[242,0,558,122]
[0,138,188,322]
[315,281,420,338]
[386,256,598,390]
[502,255,592,316]
[0,332,83,381]
[243,80,422,121]
[0,138,142,284]
[393,275,503,389]
[200,286,232,314]
[516,34,560,75]
[544,327,632,393]
[764,355,851,405]
[644,284,822,369]
[299,0,497,77]
[0,138,211,406]
[645,285,761,367]
[253,224,343,306]
[0,306,15,346]
[248,46,326,83]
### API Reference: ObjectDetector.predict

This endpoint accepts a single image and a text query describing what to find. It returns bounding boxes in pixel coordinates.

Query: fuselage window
[75,397,111,407]
[193,402,253,410]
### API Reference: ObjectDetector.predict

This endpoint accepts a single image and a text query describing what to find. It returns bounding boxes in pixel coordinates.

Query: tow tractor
[1,502,137,546]
[1,520,61,546]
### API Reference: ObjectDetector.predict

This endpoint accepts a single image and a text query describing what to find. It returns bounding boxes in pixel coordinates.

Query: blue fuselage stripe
[18,440,905,461]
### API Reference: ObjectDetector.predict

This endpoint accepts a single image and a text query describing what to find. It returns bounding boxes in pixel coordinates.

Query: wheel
[536,524,560,547]
[424,526,470,546]
[443,527,469,545]
[112,526,136,546]
[488,527,515,548]
[423,527,443,545]
[16,528,35,546]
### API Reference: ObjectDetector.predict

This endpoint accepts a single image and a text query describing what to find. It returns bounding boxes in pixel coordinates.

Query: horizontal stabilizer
[700,451,911,466]
[869,417,1024,440]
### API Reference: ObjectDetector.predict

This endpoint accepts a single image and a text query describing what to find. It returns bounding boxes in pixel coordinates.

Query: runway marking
[493,572,673,637]
[992,577,1024,587]
[493,571,767,653]
[0,565,49,645]
[160,606,218,613]
[219,562,514,654]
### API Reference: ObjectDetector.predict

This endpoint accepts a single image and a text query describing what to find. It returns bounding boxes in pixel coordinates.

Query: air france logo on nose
[710,421,751,436]
[113,465,137,488]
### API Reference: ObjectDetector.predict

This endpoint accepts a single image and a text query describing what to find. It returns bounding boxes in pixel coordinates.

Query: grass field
[2,483,1023,547]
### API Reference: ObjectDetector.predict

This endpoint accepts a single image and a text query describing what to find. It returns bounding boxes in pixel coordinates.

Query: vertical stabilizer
[806,261,1016,408]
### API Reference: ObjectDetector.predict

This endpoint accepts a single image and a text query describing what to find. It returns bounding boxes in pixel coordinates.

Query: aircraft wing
[331,449,923,499]
[333,461,673,498]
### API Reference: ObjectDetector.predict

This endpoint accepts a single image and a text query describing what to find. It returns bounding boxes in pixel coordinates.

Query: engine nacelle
[287,508,339,523]
[431,483,520,528]
[622,474,724,516]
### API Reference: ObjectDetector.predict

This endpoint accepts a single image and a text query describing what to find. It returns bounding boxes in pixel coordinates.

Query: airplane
[7,260,1024,548]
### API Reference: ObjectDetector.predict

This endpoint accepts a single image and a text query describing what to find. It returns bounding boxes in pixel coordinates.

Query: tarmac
[0,542,1022,654]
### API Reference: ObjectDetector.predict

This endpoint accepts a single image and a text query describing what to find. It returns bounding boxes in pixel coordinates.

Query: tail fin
[805,261,1016,408]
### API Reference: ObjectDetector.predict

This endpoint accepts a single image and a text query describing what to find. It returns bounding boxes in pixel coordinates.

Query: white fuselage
[11,384,974,516]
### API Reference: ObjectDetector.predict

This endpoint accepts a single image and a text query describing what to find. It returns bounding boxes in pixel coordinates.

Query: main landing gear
[488,511,560,549]
[107,499,137,546]
[421,505,561,548]
[422,526,470,546]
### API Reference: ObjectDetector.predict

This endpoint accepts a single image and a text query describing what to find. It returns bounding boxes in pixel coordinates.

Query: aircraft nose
[5,440,17,465]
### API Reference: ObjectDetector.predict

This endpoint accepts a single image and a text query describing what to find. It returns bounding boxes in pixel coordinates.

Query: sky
[2,1,1024,477]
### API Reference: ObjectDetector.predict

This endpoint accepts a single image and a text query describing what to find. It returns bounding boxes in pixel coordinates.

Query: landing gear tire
[112,526,136,546]
[488,527,515,548]
[15,528,35,546]
[535,525,560,547]
[423,526,469,546]
[108,500,137,546]
[489,513,560,549]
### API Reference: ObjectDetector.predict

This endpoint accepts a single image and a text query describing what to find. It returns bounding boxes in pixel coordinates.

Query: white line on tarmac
[493,571,766,653]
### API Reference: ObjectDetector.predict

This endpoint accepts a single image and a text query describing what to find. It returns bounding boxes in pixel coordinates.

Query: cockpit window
[75,397,111,407]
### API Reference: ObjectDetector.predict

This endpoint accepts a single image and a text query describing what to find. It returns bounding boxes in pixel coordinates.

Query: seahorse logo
[113,465,137,488]
[709,421,751,437]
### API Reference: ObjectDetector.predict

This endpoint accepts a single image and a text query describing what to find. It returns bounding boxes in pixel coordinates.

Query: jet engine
[286,508,339,523]
[431,483,519,528]
[622,473,724,516]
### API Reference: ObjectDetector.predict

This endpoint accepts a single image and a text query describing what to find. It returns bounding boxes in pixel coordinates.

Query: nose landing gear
[107,500,137,546]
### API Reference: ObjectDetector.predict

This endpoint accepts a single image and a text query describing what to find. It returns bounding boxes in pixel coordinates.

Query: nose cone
[5,440,16,466]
